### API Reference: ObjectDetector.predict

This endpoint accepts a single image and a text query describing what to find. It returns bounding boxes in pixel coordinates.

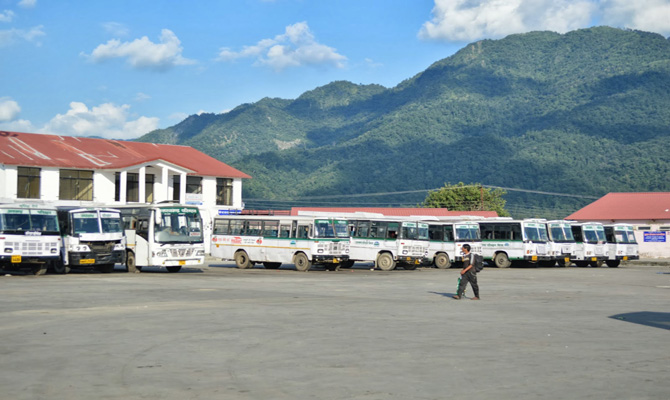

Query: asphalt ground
[1,261,669,400]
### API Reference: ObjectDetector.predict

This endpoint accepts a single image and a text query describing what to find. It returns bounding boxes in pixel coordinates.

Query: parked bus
[211,215,350,271]
[56,207,126,273]
[570,222,608,267]
[348,217,429,271]
[0,203,61,275]
[425,219,482,269]
[118,204,205,272]
[545,220,576,267]
[604,223,639,268]
[479,218,551,268]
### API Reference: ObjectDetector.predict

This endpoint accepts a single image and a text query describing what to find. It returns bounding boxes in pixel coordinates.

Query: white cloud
[0,10,15,22]
[217,22,347,70]
[18,0,37,8]
[134,92,151,102]
[419,0,595,42]
[86,29,196,71]
[0,25,45,47]
[0,97,21,121]
[42,102,159,139]
[600,0,670,36]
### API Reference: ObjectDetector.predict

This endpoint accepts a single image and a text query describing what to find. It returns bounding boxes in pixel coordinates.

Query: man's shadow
[428,291,457,298]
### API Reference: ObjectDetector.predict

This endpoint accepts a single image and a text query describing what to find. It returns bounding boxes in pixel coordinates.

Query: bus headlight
[71,245,90,252]
[51,248,58,254]
[4,248,13,254]
[154,249,168,257]
[113,243,126,251]
[196,250,205,256]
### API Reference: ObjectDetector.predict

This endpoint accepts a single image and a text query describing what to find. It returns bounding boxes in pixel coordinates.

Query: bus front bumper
[313,255,350,264]
[69,250,126,266]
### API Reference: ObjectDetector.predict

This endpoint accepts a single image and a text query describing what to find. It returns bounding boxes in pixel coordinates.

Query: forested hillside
[138,27,670,218]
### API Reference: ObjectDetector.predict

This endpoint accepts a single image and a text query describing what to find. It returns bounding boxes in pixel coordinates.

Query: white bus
[211,215,350,271]
[479,218,551,268]
[348,217,429,271]
[604,223,639,268]
[56,207,126,274]
[545,220,576,267]
[118,204,205,272]
[0,203,61,275]
[425,220,481,269]
[570,222,608,267]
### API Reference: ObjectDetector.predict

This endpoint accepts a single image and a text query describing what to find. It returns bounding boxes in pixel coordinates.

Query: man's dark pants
[457,270,479,298]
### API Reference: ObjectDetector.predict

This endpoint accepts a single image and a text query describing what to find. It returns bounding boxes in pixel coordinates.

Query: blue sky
[1,0,669,139]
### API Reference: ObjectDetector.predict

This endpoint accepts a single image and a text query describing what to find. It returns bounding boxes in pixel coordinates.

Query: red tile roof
[0,131,251,179]
[290,207,498,217]
[566,192,670,221]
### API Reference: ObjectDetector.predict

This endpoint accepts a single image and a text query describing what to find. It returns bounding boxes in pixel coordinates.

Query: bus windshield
[524,224,548,242]
[583,226,606,243]
[334,219,350,238]
[101,212,123,233]
[313,219,340,238]
[154,208,203,244]
[455,224,480,240]
[72,212,101,234]
[402,222,429,240]
[548,224,574,242]
[0,208,59,235]
[615,229,637,244]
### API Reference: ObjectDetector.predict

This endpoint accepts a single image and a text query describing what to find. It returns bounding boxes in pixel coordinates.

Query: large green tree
[421,183,509,217]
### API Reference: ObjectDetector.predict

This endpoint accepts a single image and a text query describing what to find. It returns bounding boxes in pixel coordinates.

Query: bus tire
[166,266,182,273]
[340,260,355,269]
[97,264,114,273]
[590,260,603,268]
[53,260,70,274]
[293,253,311,272]
[263,262,281,269]
[402,263,417,270]
[376,253,395,271]
[494,252,511,268]
[606,260,620,268]
[32,264,47,276]
[126,251,138,273]
[235,251,253,269]
[434,253,451,269]
[556,259,568,267]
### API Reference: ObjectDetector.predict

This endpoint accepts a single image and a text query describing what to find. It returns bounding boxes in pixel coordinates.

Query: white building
[0,131,251,214]
[566,192,670,258]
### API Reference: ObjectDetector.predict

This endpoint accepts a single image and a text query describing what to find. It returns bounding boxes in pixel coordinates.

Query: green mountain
[138,27,670,218]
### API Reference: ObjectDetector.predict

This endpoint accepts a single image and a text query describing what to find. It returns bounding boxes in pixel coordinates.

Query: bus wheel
[376,253,396,271]
[263,262,281,269]
[294,253,312,272]
[32,264,47,276]
[494,253,511,268]
[166,266,182,273]
[434,253,451,269]
[556,259,568,268]
[590,261,603,268]
[126,251,138,273]
[606,260,620,268]
[402,263,417,270]
[53,260,70,274]
[234,251,253,269]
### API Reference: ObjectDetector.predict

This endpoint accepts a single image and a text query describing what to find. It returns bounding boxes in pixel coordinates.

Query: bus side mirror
[154,209,162,225]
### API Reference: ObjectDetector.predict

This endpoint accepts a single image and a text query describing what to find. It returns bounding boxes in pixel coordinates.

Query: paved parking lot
[2,261,669,400]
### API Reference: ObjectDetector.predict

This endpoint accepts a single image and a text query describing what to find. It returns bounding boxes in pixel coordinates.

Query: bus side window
[213,219,229,235]
[444,226,454,242]
[512,225,522,241]
[137,219,149,241]
[262,220,279,237]
[279,224,291,238]
[297,225,309,239]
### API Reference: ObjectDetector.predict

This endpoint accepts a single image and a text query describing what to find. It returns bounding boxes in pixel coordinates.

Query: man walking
[453,244,480,300]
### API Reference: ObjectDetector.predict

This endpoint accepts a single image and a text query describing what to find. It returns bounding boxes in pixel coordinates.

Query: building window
[186,176,202,194]
[17,167,40,199]
[145,174,154,203]
[60,169,93,201]
[217,178,233,206]
[115,173,155,203]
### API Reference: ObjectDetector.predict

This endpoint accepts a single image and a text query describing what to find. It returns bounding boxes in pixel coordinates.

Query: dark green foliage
[135,27,670,218]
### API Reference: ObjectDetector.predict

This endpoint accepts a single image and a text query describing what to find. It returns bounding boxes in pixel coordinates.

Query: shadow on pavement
[609,311,670,331]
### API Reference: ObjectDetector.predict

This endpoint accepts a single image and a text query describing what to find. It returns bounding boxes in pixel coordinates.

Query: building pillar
[119,170,127,204]
[139,166,146,204]
[180,172,186,204]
